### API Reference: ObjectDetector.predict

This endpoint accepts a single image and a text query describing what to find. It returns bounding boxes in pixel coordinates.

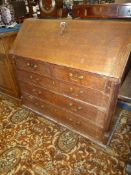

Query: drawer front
[22,93,105,141]
[53,65,109,92]
[15,56,51,77]
[15,56,110,93]
[20,81,106,127]
[17,69,109,108]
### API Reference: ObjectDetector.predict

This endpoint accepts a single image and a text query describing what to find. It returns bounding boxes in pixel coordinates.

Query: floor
[0,93,130,175]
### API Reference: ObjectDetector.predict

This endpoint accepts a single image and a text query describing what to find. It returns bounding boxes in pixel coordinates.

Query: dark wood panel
[0,33,19,98]
[0,56,12,90]
[20,81,106,127]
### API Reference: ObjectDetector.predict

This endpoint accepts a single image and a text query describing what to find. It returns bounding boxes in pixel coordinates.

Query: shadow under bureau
[10,19,131,145]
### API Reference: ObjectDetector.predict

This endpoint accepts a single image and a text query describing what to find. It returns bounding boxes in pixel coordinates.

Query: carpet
[0,93,130,175]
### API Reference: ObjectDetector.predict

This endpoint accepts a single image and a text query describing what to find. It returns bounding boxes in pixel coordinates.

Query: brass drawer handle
[33,64,38,69]
[29,75,40,82]
[27,62,30,66]
[30,64,37,69]
[69,73,84,81]
[77,106,82,110]
[69,103,82,112]
[68,117,73,122]
[78,75,84,80]
[69,87,73,92]
[69,103,73,106]
[79,90,84,94]
[26,62,38,69]
[69,73,73,77]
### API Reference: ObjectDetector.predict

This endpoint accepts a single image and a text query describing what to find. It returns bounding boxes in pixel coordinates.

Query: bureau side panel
[104,81,120,134]
[0,35,19,98]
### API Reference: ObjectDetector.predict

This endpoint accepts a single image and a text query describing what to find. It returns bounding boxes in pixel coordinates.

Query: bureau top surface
[11,19,131,80]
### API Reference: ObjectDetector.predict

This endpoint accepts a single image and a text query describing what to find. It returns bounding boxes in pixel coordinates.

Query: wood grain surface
[10,19,131,80]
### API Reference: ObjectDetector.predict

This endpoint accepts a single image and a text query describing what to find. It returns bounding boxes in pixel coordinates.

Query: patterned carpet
[0,93,131,175]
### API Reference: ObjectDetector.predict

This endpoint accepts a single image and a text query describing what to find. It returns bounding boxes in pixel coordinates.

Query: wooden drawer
[22,93,105,142]
[15,56,51,77]
[15,56,110,93]
[20,81,106,127]
[16,69,109,108]
[53,65,110,92]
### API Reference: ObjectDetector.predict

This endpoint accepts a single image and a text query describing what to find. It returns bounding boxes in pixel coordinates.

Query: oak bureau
[10,19,131,145]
